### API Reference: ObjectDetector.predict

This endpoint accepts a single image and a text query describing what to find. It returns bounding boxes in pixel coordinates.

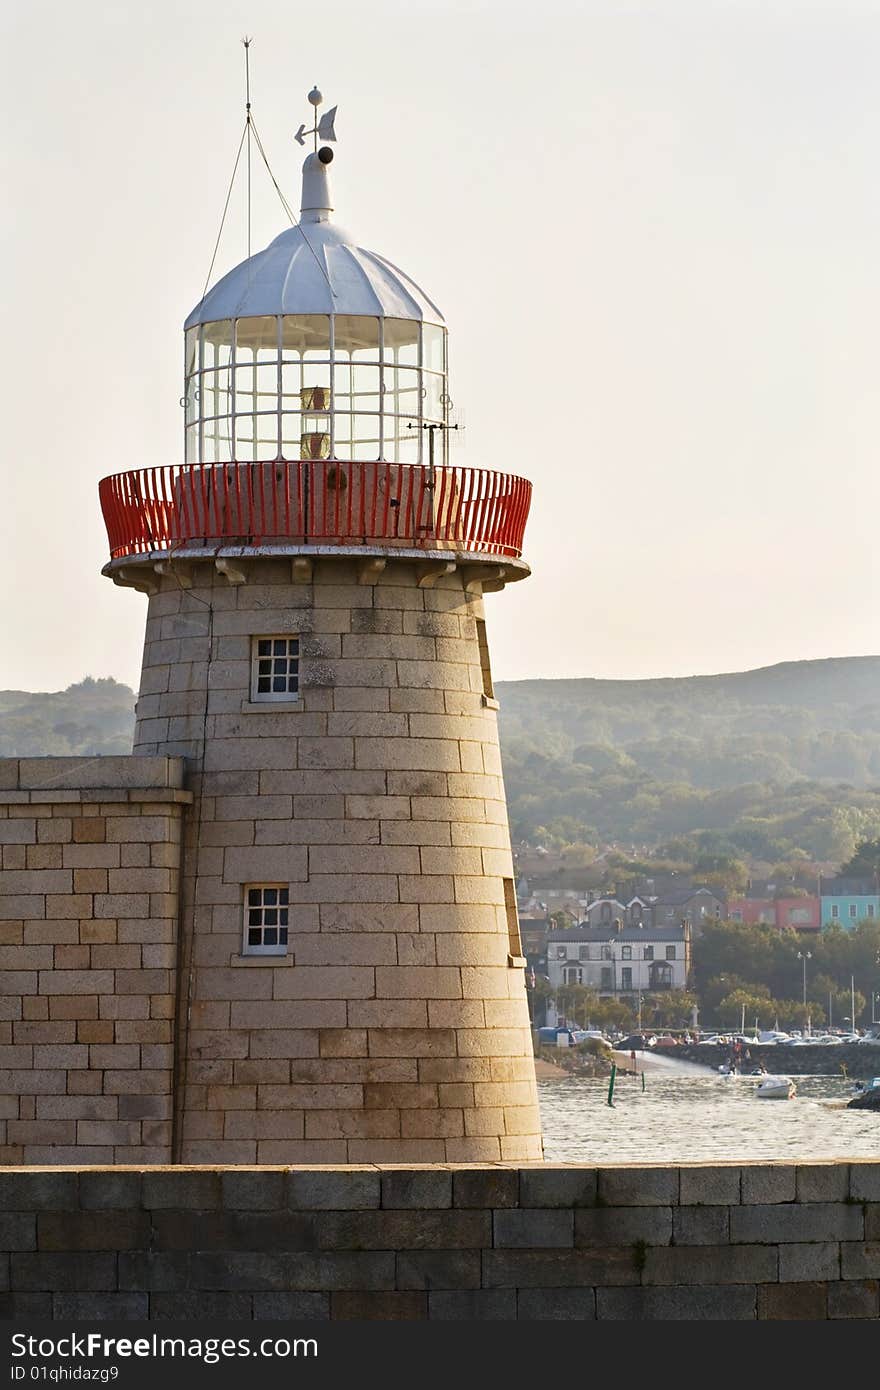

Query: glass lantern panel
[302,363,331,391]
[234,365,256,417]
[185,423,199,464]
[422,323,446,374]
[333,362,352,410]
[424,371,445,422]
[383,414,419,465]
[383,318,419,366]
[351,364,380,413]
[351,415,380,461]
[200,370,232,421]
[254,414,279,461]
[333,412,351,455]
[185,327,200,378]
[281,414,301,460]
[282,315,330,360]
[234,413,255,461]
[204,418,233,464]
[281,362,302,408]
[335,315,380,362]
[383,366,420,415]
[202,320,234,370]
[235,316,279,360]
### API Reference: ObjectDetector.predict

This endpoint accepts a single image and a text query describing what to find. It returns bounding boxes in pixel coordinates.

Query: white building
[546,922,691,996]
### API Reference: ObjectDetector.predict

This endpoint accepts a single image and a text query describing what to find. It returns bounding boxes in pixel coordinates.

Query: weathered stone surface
[598,1166,679,1207]
[679,1164,741,1206]
[520,1167,598,1209]
[757,1282,828,1320]
[576,1207,672,1247]
[597,1286,757,1320]
[797,1163,850,1204]
[741,1164,797,1205]
[827,1278,879,1319]
[516,1288,596,1320]
[643,1244,777,1286]
[493,1209,574,1249]
[428,1290,517,1320]
[381,1169,452,1210]
[778,1241,840,1283]
[730,1202,863,1244]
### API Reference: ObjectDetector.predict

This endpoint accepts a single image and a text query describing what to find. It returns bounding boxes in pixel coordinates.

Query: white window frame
[250,635,300,702]
[849,903,858,919]
[831,904,839,919]
[243,884,290,956]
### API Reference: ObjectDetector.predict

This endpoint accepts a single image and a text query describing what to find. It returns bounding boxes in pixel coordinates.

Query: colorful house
[819,876,880,930]
[775,896,821,932]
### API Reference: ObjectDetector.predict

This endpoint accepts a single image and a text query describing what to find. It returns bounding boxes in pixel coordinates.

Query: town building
[726,892,821,932]
[0,93,543,1165]
[649,887,725,931]
[819,876,880,929]
[546,922,690,996]
[727,897,776,926]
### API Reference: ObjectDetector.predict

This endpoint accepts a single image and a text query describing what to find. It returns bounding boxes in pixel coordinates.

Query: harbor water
[538,1053,880,1163]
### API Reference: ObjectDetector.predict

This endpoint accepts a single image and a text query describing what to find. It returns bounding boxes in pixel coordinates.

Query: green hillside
[495,657,880,864]
[3,658,880,865]
[0,678,135,757]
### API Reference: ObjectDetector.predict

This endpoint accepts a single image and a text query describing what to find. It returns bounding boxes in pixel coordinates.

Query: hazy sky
[2,0,879,691]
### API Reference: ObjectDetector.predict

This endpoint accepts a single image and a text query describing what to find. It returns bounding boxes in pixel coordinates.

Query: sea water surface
[538,1053,880,1163]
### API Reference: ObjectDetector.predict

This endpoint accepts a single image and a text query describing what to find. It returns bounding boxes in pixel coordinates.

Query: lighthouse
[99,93,543,1164]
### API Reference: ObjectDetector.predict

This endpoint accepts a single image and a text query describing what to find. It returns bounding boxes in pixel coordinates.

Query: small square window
[242,885,290,956]
[250,635,299,702]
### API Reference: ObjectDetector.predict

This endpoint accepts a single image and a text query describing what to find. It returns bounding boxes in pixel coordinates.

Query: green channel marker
[607,1063,617,1107]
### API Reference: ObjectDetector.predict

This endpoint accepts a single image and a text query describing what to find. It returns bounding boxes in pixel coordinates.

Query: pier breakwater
[671,1043,879,1076]
[0,1161,878,1320]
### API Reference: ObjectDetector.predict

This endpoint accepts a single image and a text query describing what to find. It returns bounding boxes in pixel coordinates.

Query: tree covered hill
[495,657,880,863]
[4,658,880,863]
[0,678,135,757]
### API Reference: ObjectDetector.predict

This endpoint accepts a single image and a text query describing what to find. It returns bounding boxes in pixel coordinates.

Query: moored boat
[756,1075,796,1099]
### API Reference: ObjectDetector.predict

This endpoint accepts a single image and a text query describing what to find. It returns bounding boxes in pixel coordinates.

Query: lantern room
[183,151,449,470]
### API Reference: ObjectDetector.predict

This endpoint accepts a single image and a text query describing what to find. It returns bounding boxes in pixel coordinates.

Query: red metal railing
[99,461,531,562]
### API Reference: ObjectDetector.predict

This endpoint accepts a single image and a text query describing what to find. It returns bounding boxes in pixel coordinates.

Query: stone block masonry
[0,1161,876,1320]
[0,758,190,1164]
[131,556,542,1164]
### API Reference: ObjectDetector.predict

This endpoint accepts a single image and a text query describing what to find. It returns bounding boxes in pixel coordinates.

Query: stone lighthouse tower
[99,93,543,1164]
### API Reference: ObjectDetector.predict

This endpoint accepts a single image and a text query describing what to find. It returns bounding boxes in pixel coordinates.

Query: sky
[2,0,880,691]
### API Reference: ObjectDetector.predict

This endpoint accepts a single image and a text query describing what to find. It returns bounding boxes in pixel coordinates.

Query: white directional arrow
[294,123,308,147]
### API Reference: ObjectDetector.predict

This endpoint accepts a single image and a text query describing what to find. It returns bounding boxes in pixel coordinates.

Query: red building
[774,897,821,932]
[727,896,820,932]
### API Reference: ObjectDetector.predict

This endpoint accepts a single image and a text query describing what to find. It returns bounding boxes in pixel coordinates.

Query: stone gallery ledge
[0,1162,878,1321]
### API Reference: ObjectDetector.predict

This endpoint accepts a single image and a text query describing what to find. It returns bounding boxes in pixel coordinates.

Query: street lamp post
[797,951,812,1033]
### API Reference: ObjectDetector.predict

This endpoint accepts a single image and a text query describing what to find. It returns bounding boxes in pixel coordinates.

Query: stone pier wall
[0,758,189,1165]
[0,1161,877,1320]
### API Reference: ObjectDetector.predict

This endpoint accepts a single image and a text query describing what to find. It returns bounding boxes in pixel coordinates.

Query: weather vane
[295,86,338,151]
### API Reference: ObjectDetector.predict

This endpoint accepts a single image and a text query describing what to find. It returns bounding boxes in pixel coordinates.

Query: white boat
[756,1075,796,1100]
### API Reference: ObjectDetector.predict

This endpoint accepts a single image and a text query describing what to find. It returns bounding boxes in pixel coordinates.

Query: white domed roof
[185,152,444,329]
